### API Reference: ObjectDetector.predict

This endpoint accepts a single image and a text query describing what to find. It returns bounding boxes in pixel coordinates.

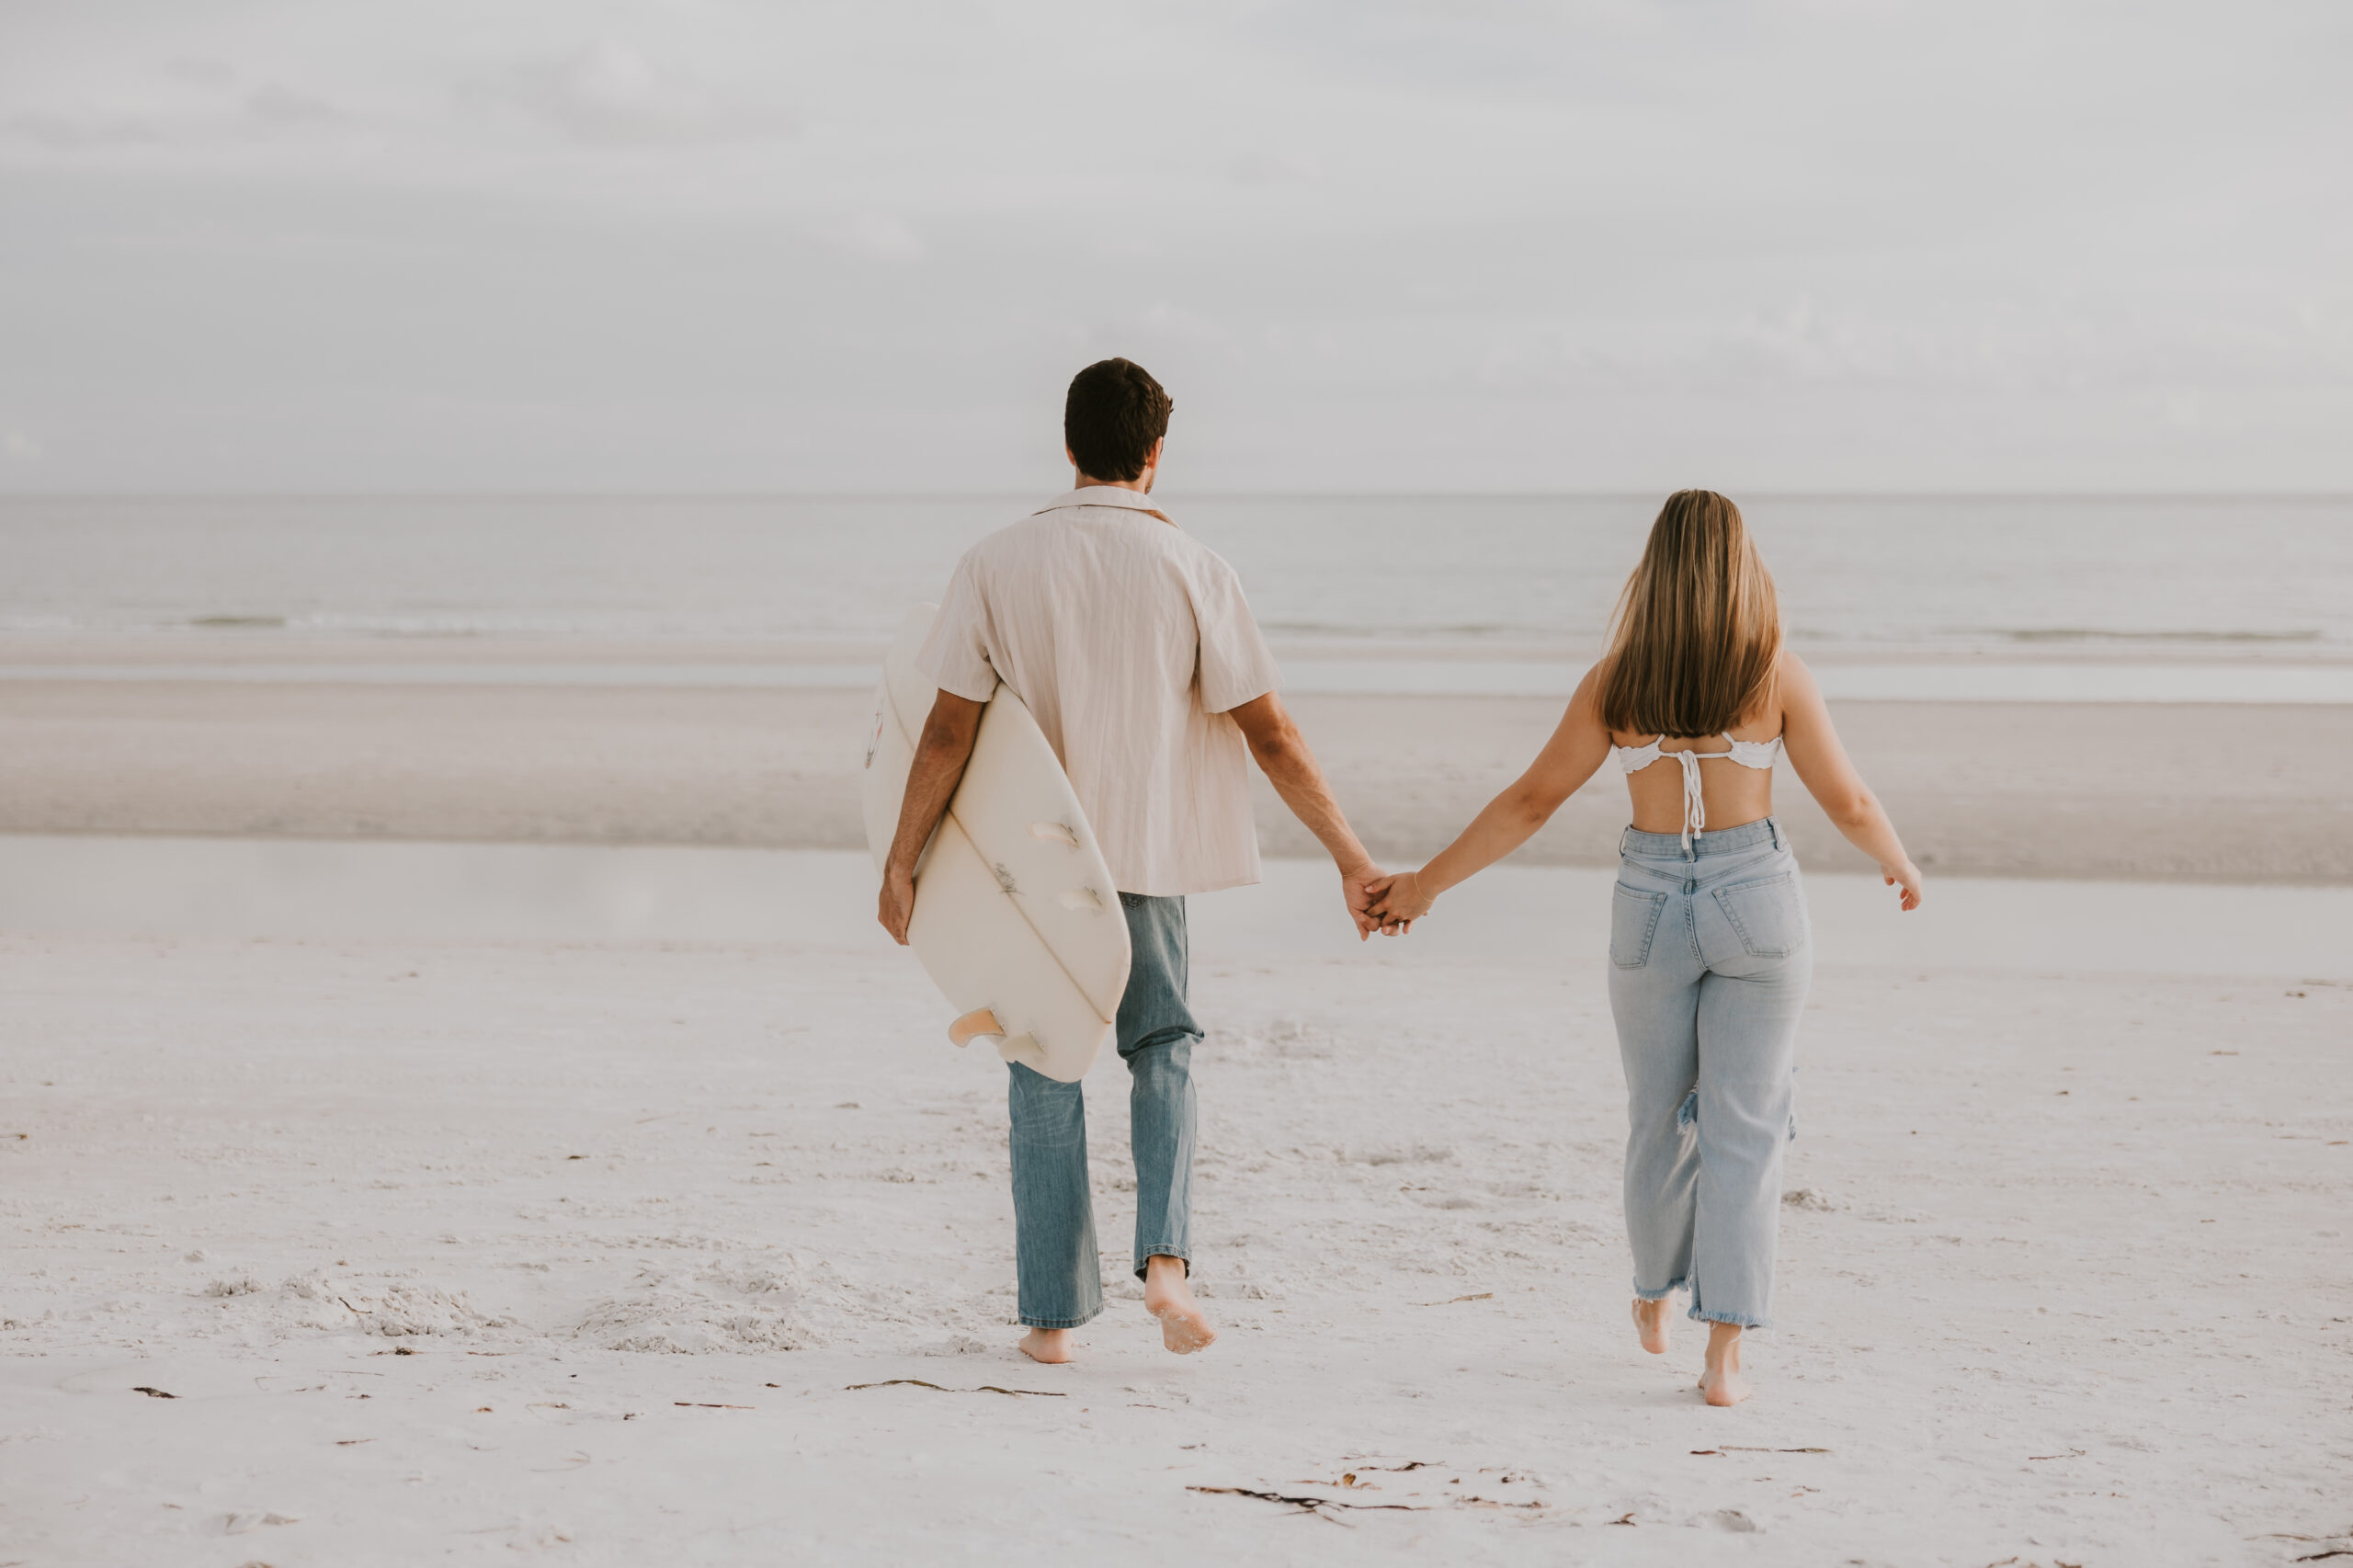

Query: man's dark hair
[1063,358,1172,483]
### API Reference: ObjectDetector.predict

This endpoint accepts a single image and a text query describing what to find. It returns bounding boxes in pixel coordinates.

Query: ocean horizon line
[6,488,2353,505]
[6,656,2347,705]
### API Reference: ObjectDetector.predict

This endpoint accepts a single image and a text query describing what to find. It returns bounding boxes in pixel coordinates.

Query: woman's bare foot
[1142,1255,1216,1355]
[1018,1327,1075,1364]
[1631,1296,1672,1355]
[1698,1322,1749,1406]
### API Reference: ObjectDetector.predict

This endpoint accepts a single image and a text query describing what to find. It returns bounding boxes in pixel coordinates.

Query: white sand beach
[5,624,2351,1568]
[4,843,2349,1565]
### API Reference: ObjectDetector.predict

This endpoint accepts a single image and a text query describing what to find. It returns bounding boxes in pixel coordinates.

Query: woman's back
[1611,705,1785,842]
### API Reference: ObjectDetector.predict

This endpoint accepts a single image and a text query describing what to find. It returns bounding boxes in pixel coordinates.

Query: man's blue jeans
[1006,892,1199,1329]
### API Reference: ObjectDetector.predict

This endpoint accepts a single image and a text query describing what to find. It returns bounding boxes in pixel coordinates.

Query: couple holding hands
[877,358,1922,1406]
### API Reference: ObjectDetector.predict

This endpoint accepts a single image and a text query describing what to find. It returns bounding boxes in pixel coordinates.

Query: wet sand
[4,672,2349,881]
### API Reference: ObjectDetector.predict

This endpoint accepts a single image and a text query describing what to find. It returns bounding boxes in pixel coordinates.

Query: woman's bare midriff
[1614,722,1782,838]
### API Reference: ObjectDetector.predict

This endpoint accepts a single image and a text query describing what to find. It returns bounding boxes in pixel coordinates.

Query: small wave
[1256,619,1540,638]
[2001,628,2322,643]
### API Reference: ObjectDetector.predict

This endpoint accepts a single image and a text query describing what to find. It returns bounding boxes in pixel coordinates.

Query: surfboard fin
[1029,821,1081,847]
[1055,887,1104,911]
[948,1008,1005,1048]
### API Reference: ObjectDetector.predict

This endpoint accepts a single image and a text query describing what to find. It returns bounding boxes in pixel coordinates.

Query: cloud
[1462,294,2352,403]
[4,108,166,150]
[1225,149,1322,186]
[243,82,347,129]
[163,56,241,89]
[0,1,2343,490]
[813,210,923,263]
[1,72,356,153]
[458,40,794,148]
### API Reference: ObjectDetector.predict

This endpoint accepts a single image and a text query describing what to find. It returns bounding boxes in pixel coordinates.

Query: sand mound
[188,1273,514,1338]
[574,1256,854,1354]
[278,1278,513,1337]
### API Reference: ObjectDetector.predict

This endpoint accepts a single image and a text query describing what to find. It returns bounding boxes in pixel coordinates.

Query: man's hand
[1341,861,1379,940]
[878,860,916,945]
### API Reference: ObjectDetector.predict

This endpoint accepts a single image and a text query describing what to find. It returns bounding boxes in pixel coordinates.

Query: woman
[1366,490,1922,1407]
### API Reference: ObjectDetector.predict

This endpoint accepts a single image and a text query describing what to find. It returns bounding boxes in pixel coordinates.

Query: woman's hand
[1883,858,1924,913]
[1364,869,1436,932]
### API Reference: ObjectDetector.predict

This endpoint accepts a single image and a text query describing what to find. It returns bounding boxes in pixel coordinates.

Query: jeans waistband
[1620,816,1784,860]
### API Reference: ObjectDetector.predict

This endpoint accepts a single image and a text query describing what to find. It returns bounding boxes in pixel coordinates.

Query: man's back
[918,486,1278,898]
[877,355,1380,1366]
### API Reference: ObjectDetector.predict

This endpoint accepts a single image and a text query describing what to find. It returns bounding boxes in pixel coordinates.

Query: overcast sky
[2,1,2347,493]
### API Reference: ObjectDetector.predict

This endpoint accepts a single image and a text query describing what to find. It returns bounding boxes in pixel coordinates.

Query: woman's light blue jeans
[1005,892,1199,1329]
[1608,817,1811,1330]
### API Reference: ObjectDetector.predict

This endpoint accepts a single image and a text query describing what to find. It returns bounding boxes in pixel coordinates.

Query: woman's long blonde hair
[1598,490,1782,738]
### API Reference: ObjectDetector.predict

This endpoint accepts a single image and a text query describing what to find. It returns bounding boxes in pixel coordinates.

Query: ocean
[4,494,2348,700]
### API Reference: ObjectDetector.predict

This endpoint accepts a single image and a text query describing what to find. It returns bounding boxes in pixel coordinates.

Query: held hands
[1340,861,1425,940]
[1362,869,1435,933]
[1883,858,1925,913]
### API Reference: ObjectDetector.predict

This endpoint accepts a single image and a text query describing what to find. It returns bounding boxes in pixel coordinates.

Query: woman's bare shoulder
[1733,649,1816,740]
[1768,650,1836,736]
[1774,647,1818,692]
[1570,660,1626,743]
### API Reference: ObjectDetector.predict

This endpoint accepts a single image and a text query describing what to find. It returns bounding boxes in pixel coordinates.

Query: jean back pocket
[1711,869,1808,959]
[1609,884,1668,969]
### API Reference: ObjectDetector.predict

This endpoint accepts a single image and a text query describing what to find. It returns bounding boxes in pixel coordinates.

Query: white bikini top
[1612,732,1785,850]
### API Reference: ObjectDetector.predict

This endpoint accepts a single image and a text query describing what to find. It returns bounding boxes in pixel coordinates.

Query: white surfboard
[862,605,1131,1083]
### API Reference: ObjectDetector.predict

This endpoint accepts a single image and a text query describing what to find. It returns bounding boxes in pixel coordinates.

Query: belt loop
[1768,818,1782,851]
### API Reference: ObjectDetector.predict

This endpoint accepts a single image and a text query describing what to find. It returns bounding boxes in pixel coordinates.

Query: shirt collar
[1035,485,1172,522]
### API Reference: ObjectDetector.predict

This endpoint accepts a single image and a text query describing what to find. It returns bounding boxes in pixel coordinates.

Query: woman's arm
[1778,653,1924,910]
[1366,665,1613,926]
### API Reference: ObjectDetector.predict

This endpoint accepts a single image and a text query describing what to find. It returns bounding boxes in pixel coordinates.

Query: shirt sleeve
[915,551,1000,702]
[1190,551,1281,714]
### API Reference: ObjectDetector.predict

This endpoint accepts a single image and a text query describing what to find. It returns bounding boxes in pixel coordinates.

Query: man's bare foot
[1142,1255,1216,1355]
[1018,1327,1075,1364]
[1631,1296,1672,1355]
[1698,1322,1749,1406]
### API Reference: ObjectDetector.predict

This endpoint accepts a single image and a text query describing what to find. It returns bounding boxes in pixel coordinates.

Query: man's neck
[1074,471,1154,494]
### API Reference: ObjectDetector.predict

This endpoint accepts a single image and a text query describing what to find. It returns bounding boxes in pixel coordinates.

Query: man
[877,358,1384,1364]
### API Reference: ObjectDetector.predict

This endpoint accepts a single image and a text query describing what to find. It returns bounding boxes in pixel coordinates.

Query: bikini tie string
[1675,747,1706,854]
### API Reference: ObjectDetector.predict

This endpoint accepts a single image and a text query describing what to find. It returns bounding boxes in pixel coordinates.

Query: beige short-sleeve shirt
[917,487,1280,897]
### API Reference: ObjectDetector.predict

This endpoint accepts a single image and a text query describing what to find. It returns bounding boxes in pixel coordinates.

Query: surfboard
[861,604,1132,1083]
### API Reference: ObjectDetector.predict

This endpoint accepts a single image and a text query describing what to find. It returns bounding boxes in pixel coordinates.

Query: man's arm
[877,690,986,944]
[1224,691,1385,940]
